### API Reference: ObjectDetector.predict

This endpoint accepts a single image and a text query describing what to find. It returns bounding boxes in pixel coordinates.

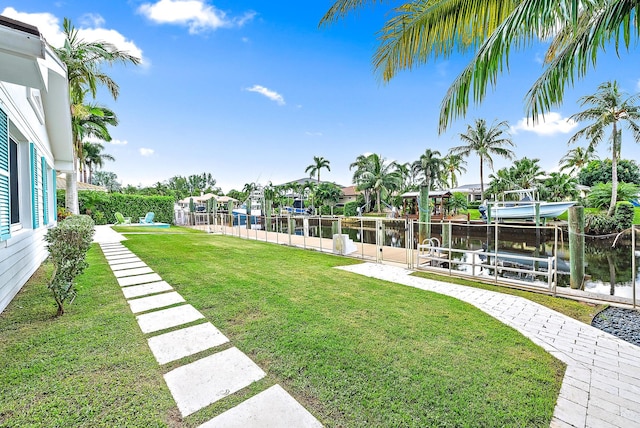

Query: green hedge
[57,190,174,225]
[585,202,634,235]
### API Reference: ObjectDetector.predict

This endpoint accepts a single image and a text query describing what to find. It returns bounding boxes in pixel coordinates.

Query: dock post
[419,185,430,244]
[568,206,585,289]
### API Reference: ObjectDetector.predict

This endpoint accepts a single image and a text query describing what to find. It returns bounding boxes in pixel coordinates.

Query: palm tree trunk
[65,171,79,215]
[479,157,485,202]
[608,124,619,216]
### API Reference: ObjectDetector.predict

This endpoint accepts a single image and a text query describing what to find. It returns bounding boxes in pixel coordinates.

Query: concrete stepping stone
[102,248,127,253]
[128,291,185,314]
[198,384,322,428]
[104,251,133,258]
[136,304,204,333]
[147,322,229,364]
[118,273,163,287]
[109,257,142,266]
[163,347,266,417]
[105,253,136,261]
[111,261,147,271]
[113,267,154,278]
[100,243,125,249]
[122,281,173,299]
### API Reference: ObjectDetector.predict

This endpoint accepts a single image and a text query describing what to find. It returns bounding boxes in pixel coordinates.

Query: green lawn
[0,247,176,427]
[125,232,564,427]
[0,232,566,427]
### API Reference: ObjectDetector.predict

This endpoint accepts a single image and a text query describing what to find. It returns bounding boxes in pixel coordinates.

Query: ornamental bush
[585,202,634,235]
[44,215,95,316]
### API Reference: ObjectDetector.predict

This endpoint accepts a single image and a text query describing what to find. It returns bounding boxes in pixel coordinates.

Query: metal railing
[177,211,638,308]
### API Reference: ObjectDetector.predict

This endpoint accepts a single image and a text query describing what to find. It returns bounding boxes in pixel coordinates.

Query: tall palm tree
[83,142,115,184]
[73,101,117,182]
[356,153,400,213]
[55,18,140,213]
[321,1,639,131]
[442,154,467,188]
[350,153,374,211]
[413,149,444,191]
[569,81,640,215]
[559,146,598,176]
[540,172,579,202]
[449,119,515,201]
[305,156,331,183]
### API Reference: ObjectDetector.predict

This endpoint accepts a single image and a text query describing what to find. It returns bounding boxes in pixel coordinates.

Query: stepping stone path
[96,232,322,427]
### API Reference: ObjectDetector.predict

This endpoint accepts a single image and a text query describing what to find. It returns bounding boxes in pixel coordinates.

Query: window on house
[10,138,18,224]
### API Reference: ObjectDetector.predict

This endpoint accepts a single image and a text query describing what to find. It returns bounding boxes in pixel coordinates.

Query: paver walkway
[93,226,322,427]
[338,263,640,428]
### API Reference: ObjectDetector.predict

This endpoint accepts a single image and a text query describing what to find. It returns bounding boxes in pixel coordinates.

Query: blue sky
[4,1,640,193]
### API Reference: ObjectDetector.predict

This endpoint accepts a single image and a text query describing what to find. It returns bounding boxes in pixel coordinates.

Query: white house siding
[0,82,59,313]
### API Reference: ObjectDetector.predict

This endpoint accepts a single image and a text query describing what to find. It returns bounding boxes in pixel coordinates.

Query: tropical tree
[354,153,400,213]
[321,1,640,131]
[54,18,140,213]
[305,156,331,183]
[449,119,515,201]
[569,81,640,215]
[486,157,545,199]
[349,154,374,211]
[578,159,640,187]
[587,182,640,210]
[82,141,114,184]
[540,172,579,202]
[92,171,121,192]
[413,149,443,190]
[315,182,342,215]
[559,146,598,176]
[442,154,467,188]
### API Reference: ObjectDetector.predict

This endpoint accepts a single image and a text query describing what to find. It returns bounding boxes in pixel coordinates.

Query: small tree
[44,215,95,316]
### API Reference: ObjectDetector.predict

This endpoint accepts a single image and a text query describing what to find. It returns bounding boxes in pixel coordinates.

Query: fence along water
[176,211,638,308]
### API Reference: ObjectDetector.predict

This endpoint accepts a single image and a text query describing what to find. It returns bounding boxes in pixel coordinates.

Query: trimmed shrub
[44,215,95,316]
[57,190,174,224]
[343,201,358,217]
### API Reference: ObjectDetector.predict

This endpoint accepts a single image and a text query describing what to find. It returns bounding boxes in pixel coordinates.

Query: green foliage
[57,206,72,221]
[343,201,358,216]
[586,182,639,209]
[44,215,95,316]
[447,192,468,213]
[59,190,174,224]
[578,159,640,187]
[585,202,635,235]
[540,172,579,202]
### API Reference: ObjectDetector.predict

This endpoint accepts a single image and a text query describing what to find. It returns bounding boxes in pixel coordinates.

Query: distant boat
[480,189,575,221]
[232,186,263,227]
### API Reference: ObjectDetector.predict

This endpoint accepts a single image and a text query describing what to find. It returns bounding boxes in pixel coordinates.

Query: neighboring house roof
[57,176,107,192]
[0,15,74,172]
[340,185,360,196]
[449,183,487,193]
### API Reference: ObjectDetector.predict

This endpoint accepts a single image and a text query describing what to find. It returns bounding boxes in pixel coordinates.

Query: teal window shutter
[30,143,40,229]
[52,169,57,222]
[41,157,48,225]
[0,106,9,240]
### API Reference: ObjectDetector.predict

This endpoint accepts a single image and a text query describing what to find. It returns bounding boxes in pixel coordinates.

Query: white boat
[232,186,263,227]
[480,189,575,221]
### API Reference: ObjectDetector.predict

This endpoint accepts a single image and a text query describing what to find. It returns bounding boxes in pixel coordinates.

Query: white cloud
[245,85,285,106]
[139,148,155,156]
[1,7,146,65]
[305,131,323,137]
[138,0,255,34]
[84,136,128,146]
[510,112,578,136]
[79,13,105,28]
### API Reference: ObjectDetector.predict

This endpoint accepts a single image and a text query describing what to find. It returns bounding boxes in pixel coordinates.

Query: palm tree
[442,154,467,188]
[83,142,115,184]
[350,154,374,211]
[355,153,400,213]
[321,1,640,131]
[305,156,331,183]
[413,149,444,191]
[55,18,140,213]
[568,81,640,215]
[449,119,515,201]
[540,172,579,202]
[559,146,598,176]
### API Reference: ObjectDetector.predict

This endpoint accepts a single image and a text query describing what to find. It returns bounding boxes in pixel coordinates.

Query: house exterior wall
[0,81,58,313]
